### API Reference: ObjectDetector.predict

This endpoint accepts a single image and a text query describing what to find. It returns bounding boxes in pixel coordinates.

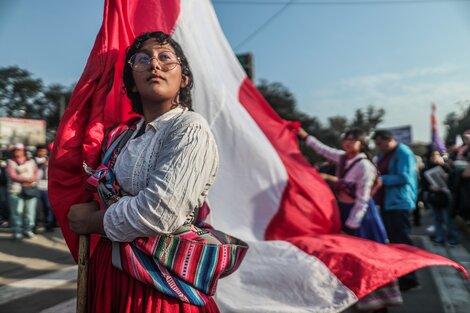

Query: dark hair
[371,129,394,141]
[343,128,371,159]
[36,144,48,151]
[123,31,194,115]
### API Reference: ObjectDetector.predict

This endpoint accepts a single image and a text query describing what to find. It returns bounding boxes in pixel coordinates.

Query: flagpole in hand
[77,234,90,313]
[69,201,102,313]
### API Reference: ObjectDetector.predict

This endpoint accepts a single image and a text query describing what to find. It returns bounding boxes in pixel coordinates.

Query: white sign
[0,117,46,146]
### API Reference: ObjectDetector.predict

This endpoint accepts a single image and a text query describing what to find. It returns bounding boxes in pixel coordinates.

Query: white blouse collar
[137,105,188,132]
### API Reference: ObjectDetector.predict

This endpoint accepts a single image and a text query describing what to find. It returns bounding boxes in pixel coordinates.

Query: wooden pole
[76,234,90,313]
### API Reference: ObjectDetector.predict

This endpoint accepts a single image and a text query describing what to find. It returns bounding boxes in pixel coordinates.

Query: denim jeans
[37,190,54,226]
[9,193,37,234]
[381,209,418,283]
[425,190,459,245]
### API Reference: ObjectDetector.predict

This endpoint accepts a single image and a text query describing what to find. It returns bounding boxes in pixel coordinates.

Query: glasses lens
[130,53,151,72]
[129,51,180,72]
[158,50,179,71]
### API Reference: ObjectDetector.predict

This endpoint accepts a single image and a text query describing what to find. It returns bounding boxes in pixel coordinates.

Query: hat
[13,143,25,150]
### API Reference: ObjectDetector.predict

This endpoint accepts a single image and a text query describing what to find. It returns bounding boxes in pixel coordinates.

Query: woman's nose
[150,58,162,70]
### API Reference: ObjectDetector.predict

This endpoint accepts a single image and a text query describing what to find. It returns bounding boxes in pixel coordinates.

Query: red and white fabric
[49,1,467,312]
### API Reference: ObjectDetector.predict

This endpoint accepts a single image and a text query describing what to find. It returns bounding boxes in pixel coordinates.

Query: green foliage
[0,66,74,142]
[0,66,43,118]
[444,100,470,144]
[350,105,385,134]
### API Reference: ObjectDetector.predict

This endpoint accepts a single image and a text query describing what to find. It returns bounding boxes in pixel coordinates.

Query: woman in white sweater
[298,127,402,312]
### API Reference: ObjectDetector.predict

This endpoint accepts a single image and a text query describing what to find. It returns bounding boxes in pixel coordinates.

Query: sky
[1,0,470,142]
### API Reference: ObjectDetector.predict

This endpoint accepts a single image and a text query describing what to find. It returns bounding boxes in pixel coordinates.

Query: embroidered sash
[85,119,248,306]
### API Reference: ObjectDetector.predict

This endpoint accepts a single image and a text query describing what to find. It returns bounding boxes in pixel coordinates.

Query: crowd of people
[297,127,470,313]
[0,142,56,240]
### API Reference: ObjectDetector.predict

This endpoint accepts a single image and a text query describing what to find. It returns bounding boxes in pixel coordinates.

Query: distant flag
[456,134,464,147]
[431,103,447,153]
[48,1,467,312]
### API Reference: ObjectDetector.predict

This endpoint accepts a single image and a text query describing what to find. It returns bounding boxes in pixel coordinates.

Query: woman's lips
[147,75,165,82]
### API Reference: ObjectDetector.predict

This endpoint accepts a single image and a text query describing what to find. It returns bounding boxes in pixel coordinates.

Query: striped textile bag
[85,120,249,306]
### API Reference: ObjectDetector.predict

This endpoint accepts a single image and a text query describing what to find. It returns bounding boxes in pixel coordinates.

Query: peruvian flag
[49,1,467,312]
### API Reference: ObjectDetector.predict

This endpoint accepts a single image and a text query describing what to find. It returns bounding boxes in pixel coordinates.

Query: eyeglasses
[128,51,181,72]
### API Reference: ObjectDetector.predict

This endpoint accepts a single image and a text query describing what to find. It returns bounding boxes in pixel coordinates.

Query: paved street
[0,209,469,313]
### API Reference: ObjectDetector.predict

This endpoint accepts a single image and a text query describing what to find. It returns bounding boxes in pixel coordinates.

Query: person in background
[298,127,402,313]
[6,143,39,240]
[35,144,56,232]
[372,130,419,292]
[0,156,9,225]
[456,130,470,161]
[421,148,459,246]
[413,155,425,227]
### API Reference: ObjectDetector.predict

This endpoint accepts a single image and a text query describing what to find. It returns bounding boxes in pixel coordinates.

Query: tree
[350,105,385,134]
[0,65,74,142]
[256,80,386,164]
[444,100,470,145]
[0,66,44,118]
[42,84,74,141]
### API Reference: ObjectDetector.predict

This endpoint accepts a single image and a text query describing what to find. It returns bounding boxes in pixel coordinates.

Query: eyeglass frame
[127,51,181,72]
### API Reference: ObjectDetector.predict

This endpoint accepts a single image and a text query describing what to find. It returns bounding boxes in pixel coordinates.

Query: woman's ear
[180,75,189,88]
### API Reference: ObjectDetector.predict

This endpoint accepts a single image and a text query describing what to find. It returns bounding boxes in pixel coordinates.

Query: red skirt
[88,239,220,313]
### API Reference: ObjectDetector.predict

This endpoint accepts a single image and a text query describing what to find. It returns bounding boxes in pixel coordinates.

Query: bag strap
[340,157,366,178]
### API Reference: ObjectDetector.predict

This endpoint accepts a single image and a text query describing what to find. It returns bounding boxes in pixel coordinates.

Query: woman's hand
[320,173,338,182]
[297,128,309,140]
[68,201,105,235]
[371,177,383,196]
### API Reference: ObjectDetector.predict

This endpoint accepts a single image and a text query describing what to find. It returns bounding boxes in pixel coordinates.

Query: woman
[297,127,402,312]
[422,148,459,246]
[6,143,39,240]
[67,32,246,313]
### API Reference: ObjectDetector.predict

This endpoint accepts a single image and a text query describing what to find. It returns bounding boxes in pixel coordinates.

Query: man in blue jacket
[373,129,419,292]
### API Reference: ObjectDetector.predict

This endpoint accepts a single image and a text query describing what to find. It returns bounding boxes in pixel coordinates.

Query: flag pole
[77,234,90,313]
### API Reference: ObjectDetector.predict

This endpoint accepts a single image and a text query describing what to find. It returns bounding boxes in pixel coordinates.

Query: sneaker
[45,226,55,232]
[399,279,421,292]
[23,230,36,239]
[12,233,23,241]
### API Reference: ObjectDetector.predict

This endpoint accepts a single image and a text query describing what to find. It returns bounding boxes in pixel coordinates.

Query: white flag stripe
[215,241,357,313]
[173,1,355,312]
[0,266,76,306]
[175,0,288,242]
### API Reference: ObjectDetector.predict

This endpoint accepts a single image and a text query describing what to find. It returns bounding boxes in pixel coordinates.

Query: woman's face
[430,151,443,164]
[13,149,25,158]
[342,135,361,154]
[131,39,186,106]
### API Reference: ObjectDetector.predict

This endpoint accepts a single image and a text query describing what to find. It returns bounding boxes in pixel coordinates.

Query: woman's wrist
[88,210,106,235]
